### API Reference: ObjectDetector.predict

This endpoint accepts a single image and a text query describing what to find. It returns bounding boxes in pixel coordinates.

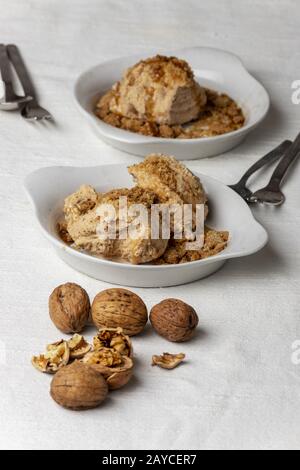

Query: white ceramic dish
[24,164,268,287]
[74,47,270,160]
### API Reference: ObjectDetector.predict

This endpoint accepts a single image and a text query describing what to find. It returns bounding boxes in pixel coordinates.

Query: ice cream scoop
[109,55,207,125]
[128,154,208,208]
[64,186,168,264]
[128,154,208,241]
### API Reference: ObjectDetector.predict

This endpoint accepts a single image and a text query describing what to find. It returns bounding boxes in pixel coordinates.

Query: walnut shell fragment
[92,288,148,336]
[82,348,134,390]
[152,352,186,369]
[93,327,133,358]
[49,282,90,334]
[32,340,70,374]
[50,361,108,410]
[150,298,199,342]
[68,334,91,359]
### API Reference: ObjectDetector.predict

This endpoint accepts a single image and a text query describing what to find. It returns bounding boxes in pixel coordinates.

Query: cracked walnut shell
[152,352,185,369]
[150,298,198,342]
[82,348,134,390]
[49,283,90,334]
[50,361,108,410]
[32,340,70,374]
[92,288,148,336]
[93,327,133,358]
[67,334,91,359]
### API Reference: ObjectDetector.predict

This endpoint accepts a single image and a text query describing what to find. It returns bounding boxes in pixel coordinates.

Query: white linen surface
[0,0,300,450]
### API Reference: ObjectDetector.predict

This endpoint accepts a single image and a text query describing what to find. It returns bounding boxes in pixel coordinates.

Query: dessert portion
[108,55,207,125]
[64,184,99,226]
[128,154,207,207]
[128,153,209,236]
[64,185,168,264]
[95,55,245,139]
[58,154,229,264]
[152,227,229,264]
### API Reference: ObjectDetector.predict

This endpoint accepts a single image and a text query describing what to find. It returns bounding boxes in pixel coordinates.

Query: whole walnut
[49,283,90,334]
[150,298,198,342]
[92,288,148,336]
[50,361,108,410]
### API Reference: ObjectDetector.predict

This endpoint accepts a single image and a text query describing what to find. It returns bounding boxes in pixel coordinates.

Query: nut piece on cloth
[93,327,133,358]
[152,352,186,369]
[67,334,91,359]
[82,348,133,390]
[49,283,90,334]
[150,298,199,342]
[92,288,148,336]
[50,362,108,410]
[32,340,70,374]
[109,55,207,125]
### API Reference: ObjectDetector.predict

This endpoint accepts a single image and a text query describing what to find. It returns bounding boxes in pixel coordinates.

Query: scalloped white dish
[74,47,270,160]
[24,164,268,287]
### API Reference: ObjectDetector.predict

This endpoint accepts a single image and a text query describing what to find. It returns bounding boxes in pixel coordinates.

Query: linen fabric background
[0,0,300,450]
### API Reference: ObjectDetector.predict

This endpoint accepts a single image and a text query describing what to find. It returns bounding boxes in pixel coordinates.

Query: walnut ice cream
[128,154,207,208]
[95,55,245,139]
[64,185,168,264]
[109,55,207,126]
[60,154,228,265]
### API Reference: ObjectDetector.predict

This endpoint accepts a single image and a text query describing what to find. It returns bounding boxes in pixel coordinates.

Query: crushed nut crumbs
[95,87,245,139]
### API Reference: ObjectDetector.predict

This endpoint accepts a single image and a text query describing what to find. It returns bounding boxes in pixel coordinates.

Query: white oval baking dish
[24,164,268,287]
[74,47,270,160]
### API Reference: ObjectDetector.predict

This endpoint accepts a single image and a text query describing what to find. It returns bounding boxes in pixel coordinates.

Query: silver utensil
[0,44,31,110]
[249,131,300,205]
[229,140,292,201]
[7,44,53,121]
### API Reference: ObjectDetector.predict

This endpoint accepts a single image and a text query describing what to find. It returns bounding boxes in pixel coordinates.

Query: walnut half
[93,327,133,358]
[82,348,133,390]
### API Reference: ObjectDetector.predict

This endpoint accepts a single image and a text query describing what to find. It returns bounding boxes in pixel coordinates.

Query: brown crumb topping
[127,55,196,86]
[95,87,244,139]
[152,227,229,264]
[58,221,229,265]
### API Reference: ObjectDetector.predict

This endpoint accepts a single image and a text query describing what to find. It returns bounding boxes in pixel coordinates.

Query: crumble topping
[95,87,244,139]
[152,228,229,264]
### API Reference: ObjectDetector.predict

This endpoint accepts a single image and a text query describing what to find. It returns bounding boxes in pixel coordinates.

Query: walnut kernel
[32,340,70,374]
[93,327,133,357]
[152,352,185,369]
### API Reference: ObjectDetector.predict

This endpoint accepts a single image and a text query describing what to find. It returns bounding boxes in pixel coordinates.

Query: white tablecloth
[1,0,300,450]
